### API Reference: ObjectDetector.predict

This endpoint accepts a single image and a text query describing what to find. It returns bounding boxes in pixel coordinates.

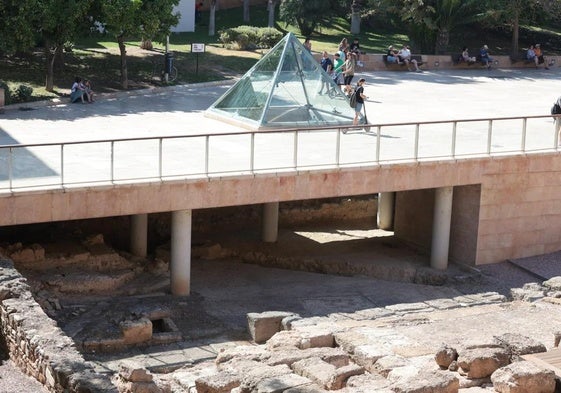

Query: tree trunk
[350,0,361,35]
[118,36,128,89]
[435,28,449,54]
[44,41,55,92]
[511,14,519,57]
[267,0,276,28]
[243,0,250,23]
[209,1,216,36]
[54,45,64,72]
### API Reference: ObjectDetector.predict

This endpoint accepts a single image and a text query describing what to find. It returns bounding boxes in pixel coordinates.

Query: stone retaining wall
[0,259,117,392]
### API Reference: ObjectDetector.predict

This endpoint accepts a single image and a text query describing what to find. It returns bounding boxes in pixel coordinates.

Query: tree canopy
[94,0,180,88]
[279,0,333,37]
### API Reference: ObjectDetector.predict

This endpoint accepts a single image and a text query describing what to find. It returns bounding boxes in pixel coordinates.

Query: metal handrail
[0,114,557,150]
[0,114,558,193]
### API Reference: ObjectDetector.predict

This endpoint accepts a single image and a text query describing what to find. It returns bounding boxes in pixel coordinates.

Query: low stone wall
[0,259,117,392]
[314,53,561,72]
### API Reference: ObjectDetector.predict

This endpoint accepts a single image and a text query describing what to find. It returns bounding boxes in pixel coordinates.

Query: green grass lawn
[2,5,561,104]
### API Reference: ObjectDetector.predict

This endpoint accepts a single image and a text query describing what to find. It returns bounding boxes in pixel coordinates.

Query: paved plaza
[0,68,560,191]
[1,67,560,136]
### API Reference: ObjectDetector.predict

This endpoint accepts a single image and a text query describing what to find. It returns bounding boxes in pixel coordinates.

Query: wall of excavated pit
[0,259,117,392]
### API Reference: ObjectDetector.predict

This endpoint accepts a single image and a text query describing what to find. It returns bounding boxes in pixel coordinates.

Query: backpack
[552,102,561,115]
[349,89,358,108]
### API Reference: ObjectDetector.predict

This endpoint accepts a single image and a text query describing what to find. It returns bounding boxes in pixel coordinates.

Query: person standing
[332,52,345,87]
[303,37,312,53]
[318,51,333,95]
[195,2,203,25]
[352,78,368,126]
[342,52,356,96]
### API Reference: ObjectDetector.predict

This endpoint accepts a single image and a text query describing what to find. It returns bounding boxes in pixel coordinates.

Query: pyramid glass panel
[206,33,355,129]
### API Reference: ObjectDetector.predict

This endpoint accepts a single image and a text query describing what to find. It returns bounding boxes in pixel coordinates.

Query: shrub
[219,26,282,50]
[0,81,11,105]
[14,85,33,103]
[259,28,283,49]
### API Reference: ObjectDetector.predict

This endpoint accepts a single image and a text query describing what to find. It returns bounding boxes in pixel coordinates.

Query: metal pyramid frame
[206,32,355,130]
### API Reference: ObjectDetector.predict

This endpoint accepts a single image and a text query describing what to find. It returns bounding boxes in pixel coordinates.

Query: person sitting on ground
[353,78,368,127]
[70,77,87,104]
[533,44,549,69]
[461,47,476,63]
[84,79,95,102]
[397,45,421,72]
[349,37,363,67]
[386,45,399,63]
[479,44,493,69]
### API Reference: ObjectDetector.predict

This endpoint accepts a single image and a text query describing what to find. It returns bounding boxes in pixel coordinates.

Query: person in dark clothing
[353,78,368,126]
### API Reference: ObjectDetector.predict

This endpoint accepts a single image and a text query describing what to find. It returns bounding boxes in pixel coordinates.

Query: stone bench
[382,54,423,70]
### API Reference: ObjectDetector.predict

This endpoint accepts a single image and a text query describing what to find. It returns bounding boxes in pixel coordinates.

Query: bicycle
[151,57,178,83]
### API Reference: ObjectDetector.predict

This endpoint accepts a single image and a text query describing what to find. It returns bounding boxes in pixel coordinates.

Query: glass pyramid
[206,32,355,129]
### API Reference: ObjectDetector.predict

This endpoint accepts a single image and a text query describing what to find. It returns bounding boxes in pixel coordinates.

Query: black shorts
[344,75,354,86]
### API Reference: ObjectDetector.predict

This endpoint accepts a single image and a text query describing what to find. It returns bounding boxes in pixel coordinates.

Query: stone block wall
[0,259,117,392]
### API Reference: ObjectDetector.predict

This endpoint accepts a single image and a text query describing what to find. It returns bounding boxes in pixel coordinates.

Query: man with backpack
[351,78,368,126]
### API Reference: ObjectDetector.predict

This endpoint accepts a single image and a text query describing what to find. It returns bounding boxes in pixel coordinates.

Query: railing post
[414,124,420,160]
[521,118,527,152]
[335,129,341,167]
[110,141,115,182]
[451,121,457,158]
[158,139,163,179]
[250,133,255,172]
[376,126,381,162]
[60,145,64,187]
[293,131,299,170]
[205,135,210,175]
[487,120,493,155]
[8,147,13,191]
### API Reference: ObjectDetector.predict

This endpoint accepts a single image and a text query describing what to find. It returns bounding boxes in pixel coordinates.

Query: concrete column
[430,186,453,270]
[377,192,395,231]
[171,209,192,295]
[130,214,148,257]
[262,202,279,243]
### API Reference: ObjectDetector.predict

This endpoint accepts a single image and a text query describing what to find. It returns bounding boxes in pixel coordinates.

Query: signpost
[191,43,206,77]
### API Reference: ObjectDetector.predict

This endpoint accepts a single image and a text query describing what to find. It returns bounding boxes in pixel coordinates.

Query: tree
[279,0,332,37]
[97,0,180,89]
[0,0,93,91]
[0,0,41,54]
[388,0,484,54]
[243,0,250,23]
[267,0,279,27]
[483,0,561,56]
[209,0,217,36]
[350,0,364,35]
[40,0,94,91]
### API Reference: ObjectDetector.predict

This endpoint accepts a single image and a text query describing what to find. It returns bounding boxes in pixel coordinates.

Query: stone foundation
[0,259,117,392]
